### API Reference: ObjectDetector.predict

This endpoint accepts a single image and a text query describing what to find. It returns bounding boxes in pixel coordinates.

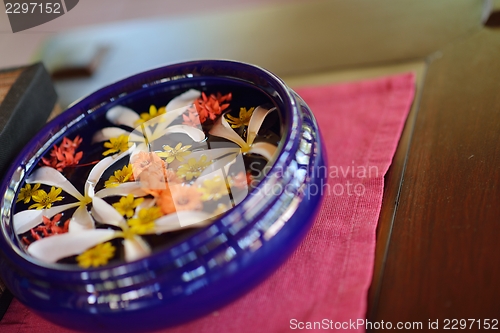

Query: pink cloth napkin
[0,73,415,332]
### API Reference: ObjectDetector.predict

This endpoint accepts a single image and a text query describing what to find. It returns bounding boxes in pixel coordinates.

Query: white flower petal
[163,125,205,142]
[197,152,241,180]
[225,154,249,206]
[166,89,200,112]
[129,123,153,145]
[85,144,136,197]
[13,202,82,235]
[68,206,94,232]
[153,211,213,234]
[209,116,248,148]
[45,202,81,217]
[247,106,276,146]
[223,153,244,174]
[106,106,140,128]
[123,236,151,262]
[176,210,213,228]
[150,107,188,139]
[96,182,147,198]
[13,210,44,234]
[129,145,150,165]
[249,142,278,161]
[92,127,136,143]
[27,167,84,201]
[27,229,116,263]
[91,196,125,228]
[135,198,155,213]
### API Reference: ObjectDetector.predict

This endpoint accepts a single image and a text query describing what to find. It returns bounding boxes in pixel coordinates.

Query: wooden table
[368,27,500,327]
[281,2,500,327]
[287,24,500,324]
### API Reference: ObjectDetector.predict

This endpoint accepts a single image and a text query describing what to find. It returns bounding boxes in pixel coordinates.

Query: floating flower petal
[209,106,278,160]
[154,211,213,232]
[27,229,116,263]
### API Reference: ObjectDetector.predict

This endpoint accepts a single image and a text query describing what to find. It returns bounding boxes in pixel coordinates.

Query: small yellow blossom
[134,105,166,126]
[157,143,192,164]
[198,176,229,201]
[225,107,255,129]
[112,194,144,218]
[77,242,116,268]
[176,156,211,181]
[127,207,162,234]
[103,135,132,156]
[105,164,134,188]
[16,183,41,204]
[28,187,64,210]
[213,203,230,216]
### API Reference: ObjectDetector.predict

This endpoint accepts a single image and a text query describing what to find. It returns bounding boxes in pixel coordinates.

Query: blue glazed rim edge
[0,60,303,278]
[29,92,328,332]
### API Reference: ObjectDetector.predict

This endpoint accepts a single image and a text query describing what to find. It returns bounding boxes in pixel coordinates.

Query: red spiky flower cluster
[21,214,69,246]
[183,92,232,126]
[41,136,83,171]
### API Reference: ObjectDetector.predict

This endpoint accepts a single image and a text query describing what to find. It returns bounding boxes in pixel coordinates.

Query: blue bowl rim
[0,59,303,278]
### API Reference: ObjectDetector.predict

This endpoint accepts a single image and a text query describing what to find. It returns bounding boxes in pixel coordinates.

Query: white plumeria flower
[209,106,278,160]
[13,145,146,235]
[26,199,213,264]
[92,89,205,150]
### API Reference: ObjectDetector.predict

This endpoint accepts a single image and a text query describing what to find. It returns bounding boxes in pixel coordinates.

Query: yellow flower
[28,187,64,210]
[135,105,166,126]
[225,107,255,128]
[176,156,211,181]
[127,207,162,234]
[103,134,132,156]
[213,203,230,216]
[105,164,134,188]
[112,194,144,218]
[157,142,192,164]
[17,183,41,204]
[77,242,116,268]
[198,176,229,201]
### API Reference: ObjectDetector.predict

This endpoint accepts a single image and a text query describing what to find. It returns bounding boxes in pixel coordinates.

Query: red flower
[186,92,232,124]
[230,171,253,188]
[22,214,69,246]
[41,136,84,171]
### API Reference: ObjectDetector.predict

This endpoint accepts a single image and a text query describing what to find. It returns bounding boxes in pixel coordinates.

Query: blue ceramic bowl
[0,60,326,332]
